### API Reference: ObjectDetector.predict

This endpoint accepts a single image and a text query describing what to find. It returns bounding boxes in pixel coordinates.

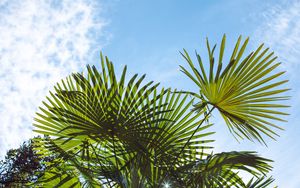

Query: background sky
[0,0,299,187]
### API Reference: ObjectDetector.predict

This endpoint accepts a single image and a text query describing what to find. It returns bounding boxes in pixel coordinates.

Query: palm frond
[245,176,274,188]
[180,34,290,143]
[178,151,273,188]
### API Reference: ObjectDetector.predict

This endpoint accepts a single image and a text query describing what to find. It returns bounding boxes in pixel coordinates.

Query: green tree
[32,35,288,187]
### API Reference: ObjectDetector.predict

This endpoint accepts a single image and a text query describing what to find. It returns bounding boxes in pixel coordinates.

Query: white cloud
[254,0,300,76]
[0,0,107,157]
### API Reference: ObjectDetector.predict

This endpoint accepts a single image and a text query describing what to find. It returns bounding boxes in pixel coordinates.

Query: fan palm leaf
[245,176,274,188]
[180,35,290,143]
[33,53,171,187]
[177,151,272,188]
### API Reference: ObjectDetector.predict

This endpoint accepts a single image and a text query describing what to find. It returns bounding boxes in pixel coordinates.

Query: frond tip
[180,34,290,144]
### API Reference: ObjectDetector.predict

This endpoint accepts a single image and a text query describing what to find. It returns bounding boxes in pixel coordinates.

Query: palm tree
[32,35,288,187]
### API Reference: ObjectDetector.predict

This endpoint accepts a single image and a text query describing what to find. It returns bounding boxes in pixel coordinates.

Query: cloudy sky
[0,0,299,186]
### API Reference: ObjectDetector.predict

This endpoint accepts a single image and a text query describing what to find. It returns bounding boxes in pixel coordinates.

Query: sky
[0,0,299,186]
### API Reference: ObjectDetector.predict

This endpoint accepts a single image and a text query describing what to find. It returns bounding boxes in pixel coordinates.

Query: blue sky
[0,0,299,187]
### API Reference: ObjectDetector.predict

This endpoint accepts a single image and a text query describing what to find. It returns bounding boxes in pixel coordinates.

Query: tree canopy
[0,137,53,187]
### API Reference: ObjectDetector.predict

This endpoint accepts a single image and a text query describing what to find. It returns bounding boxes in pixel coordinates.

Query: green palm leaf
[34,53,167,156]
[245,176,274,188]
[178,151,272,188]
[33,53,171,187]
[180,35,290,143]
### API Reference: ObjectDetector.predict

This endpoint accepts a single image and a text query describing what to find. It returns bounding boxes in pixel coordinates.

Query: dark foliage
[0,137,52,187]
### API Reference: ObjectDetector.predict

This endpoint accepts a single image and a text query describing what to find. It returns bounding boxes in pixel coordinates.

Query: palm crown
[32,36,289,187]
